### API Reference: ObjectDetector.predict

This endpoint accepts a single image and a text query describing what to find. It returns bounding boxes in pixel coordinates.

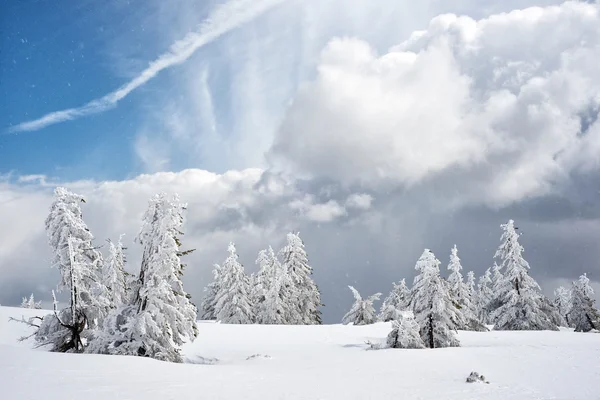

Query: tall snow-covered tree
[42,187,109,352]
[255,247,297,324]
[342,286,381,325]
[476,269,494,324]
[553,286,572,327]
[386,311,425,349]
[199,264,221,320]
[411,249,463,348]
[102,235,128,308]
[214,243,254,324]
[99,193,198,362]
[491,220,557,331]
[21,294,42,309]
[279,232,322,325]
[567,274,600,332]
[379,279,410,322]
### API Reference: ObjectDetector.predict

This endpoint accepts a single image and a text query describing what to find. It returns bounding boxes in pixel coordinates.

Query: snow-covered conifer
[102,235,128,308]
[342,286,381,325]
[279,232,322,324]
[21,293,42,309]
[214,243,254,324]
[42,187,109,352]
[101,193,198,362]
[255,247,297,324]
[379,279,410,322]
[411,249,462,348]
[386,311,425,349]
[476,269,494,323]
[487,262,504,318]
[491,220,557,331]
[466,271,476,301]
[199,264,221,320]
[447,245,467,302]
[553,286,572,327]
[567,274,600,332]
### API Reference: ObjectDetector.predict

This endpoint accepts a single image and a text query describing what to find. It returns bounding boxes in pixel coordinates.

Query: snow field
[2,306,599,400]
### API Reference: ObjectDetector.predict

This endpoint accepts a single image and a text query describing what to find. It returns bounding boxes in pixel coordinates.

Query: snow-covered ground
[1,306,599,400]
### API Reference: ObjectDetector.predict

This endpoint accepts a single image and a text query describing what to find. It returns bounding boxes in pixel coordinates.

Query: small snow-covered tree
[411,249,462,348]
[554,286,572,327]
[466,271,476,303]
[214,243,254,324]
[491,220,557,331]
[379,279,411,321]
[386,311,425,349]
[447,245,468,304]
[279,232,322,325]
[199,264,221,320]
[487,262,505,319]
[567,274,600,332]
[446,245,482,330]
[342,286,381,325]
[102,235,128,309]
[100,193,198,362]
[476,269,494,324]
[21,294,42,309]
[254,246,296,324]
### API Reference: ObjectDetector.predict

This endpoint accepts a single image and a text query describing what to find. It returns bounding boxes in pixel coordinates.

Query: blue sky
[0,0,239,181]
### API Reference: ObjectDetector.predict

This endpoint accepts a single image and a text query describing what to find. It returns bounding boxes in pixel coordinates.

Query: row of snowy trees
[344,220,600,349]
[17,188,198,362]
[199,232,322,325]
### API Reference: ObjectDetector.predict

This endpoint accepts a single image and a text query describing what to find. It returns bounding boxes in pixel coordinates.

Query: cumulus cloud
[270,1,600,208]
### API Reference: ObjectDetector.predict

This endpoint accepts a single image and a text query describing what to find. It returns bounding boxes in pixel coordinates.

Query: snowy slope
[1,306,599,400]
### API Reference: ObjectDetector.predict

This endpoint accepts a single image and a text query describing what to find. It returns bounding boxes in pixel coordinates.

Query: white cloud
[8,0,288,133]
[269,1,600,208]
[345,193,373,210]
[289,195,347,222]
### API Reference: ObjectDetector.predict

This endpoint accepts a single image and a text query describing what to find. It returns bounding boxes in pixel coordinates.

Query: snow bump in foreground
[1,306,599,400]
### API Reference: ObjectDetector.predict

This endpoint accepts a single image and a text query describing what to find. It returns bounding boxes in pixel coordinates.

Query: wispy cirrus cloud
[7,0,287,134]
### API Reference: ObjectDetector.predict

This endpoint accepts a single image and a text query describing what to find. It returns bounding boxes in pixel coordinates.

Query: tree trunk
[428,313,434,348]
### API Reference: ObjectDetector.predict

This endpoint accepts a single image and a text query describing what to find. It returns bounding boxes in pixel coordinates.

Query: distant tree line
[344,220,600,349]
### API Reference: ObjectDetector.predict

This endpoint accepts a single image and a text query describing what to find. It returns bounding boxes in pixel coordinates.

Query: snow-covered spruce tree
[567,274,600,332]
[279,232,322,325]
[554,286,572,327]
[491,220,557,331]
[98,193,198,362]
[342,286,381,325]
[199,264,221,320]
[466,271,476,304]
[255,247,297,324]
[21,294,42,309]
[487,262,505,319]
[40,187,109,352]
[476,269,494,324]
[102,235,129,309]
[214,242,254,324]
[411,249,463,348]
[379,279,411,322]
[446,246,485,331]
[386,311,425,349]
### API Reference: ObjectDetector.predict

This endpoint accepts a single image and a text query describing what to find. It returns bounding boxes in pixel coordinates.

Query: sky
[1,0,600,323]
